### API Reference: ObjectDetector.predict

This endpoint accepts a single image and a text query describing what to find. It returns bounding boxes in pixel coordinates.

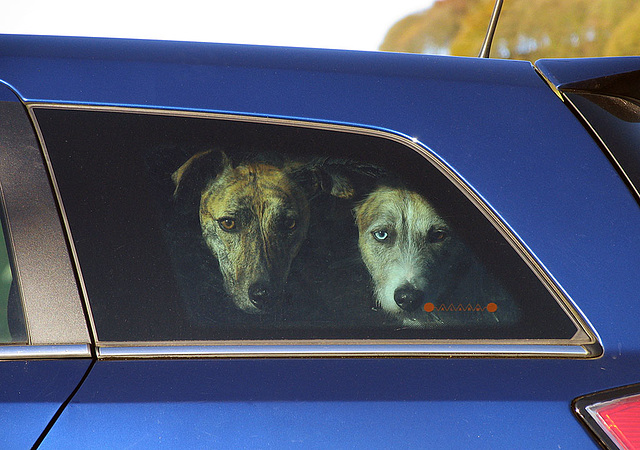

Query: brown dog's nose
[248,281,278,311]
[394,285,422,311]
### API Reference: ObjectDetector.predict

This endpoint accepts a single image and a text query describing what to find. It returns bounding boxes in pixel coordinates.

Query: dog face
[355,186,468,326]
[199,161,310,313]
[173,151,360,317]
[173,152,311,314]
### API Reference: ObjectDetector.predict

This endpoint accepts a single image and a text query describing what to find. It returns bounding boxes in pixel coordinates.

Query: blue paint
[0,359,92,448]
[41,358,621,448]
[42,400,597,449]
[537,57,640,86]
[0,82,19,102]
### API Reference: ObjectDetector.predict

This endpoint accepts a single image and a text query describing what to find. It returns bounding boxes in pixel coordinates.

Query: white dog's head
[354,186,470,326]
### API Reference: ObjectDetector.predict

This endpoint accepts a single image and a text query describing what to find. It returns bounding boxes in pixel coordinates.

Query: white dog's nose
[394,285,423,311]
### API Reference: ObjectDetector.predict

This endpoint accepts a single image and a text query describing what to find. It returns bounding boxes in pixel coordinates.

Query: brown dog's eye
[428,228,447,243]
[218,217,237,231]
[284,218,296,230]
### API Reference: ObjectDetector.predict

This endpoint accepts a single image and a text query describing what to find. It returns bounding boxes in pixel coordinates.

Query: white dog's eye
[372,230,389,241]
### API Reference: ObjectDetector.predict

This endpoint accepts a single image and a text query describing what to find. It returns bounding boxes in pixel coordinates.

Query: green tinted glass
[0,222,13,342]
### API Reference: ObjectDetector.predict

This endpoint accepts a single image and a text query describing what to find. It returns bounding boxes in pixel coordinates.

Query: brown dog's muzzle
[247,278,283,311]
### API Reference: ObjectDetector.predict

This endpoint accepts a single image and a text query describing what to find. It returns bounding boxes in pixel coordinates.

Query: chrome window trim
[97,343,589,359]
[0,344,91,360]
[0,100,91,347]
[27,102,602,358]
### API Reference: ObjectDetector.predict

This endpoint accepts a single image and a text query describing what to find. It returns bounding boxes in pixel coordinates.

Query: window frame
[0,99,91,359]
[28,103,601,359]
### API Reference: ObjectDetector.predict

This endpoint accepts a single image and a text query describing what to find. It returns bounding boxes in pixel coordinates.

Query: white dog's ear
[172,150,231,198]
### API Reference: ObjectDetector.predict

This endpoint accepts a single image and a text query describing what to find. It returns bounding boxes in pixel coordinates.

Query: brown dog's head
[173,151,355,314]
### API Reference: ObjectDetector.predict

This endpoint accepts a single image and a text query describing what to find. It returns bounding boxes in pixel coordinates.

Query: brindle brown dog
[173,150,353,315]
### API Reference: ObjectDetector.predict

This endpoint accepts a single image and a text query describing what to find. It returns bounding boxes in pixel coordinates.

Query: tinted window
[566,93,640,195]
[35,107,581,342]
[0,207,27,343]
[0,220,12,342]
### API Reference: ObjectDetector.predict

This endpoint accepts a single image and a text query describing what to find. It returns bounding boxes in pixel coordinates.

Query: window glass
[0,222,12,342]
[35,108,581,343]
[0,207,26,343]
[565,93,640,194]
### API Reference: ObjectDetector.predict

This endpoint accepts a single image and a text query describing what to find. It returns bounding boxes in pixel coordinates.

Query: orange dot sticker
[487,302,498,313]
[423,302,435,312]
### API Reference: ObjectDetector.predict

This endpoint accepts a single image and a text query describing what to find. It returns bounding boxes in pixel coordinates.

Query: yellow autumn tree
[604,2,640,56]
[381,0,640,61]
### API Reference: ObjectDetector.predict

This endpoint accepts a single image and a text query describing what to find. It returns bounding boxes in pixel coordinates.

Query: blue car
[0,34,639,448]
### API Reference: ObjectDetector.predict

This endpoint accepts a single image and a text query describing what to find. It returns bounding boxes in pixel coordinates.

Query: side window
[0,221,12,342]
[34,107,594,347]
[0,208,26,343]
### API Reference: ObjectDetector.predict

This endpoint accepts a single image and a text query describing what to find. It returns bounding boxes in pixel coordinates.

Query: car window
[0,218,12,342]
[561,71,640,198]
[33,106,590,345]
[0,206,26,343]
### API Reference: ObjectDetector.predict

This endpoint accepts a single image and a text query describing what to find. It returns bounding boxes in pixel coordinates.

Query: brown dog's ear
[172,150,231,198]
[172,150,210,194]
[288,158,385,200]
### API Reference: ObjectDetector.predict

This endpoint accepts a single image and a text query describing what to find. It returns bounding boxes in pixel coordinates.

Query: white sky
[0,0,437,51]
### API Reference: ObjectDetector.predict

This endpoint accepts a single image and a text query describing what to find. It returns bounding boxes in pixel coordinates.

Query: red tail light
[574,385,640,450]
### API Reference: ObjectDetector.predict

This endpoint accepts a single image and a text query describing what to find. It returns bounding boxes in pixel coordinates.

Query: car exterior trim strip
[97,343,589,359]
[0,344,91,359]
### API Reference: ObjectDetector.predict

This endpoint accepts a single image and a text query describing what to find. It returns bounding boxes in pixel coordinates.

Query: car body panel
[0,359,92,448]
[536,57,640,88]
[1,35,639,447]
[41,359,602,448]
